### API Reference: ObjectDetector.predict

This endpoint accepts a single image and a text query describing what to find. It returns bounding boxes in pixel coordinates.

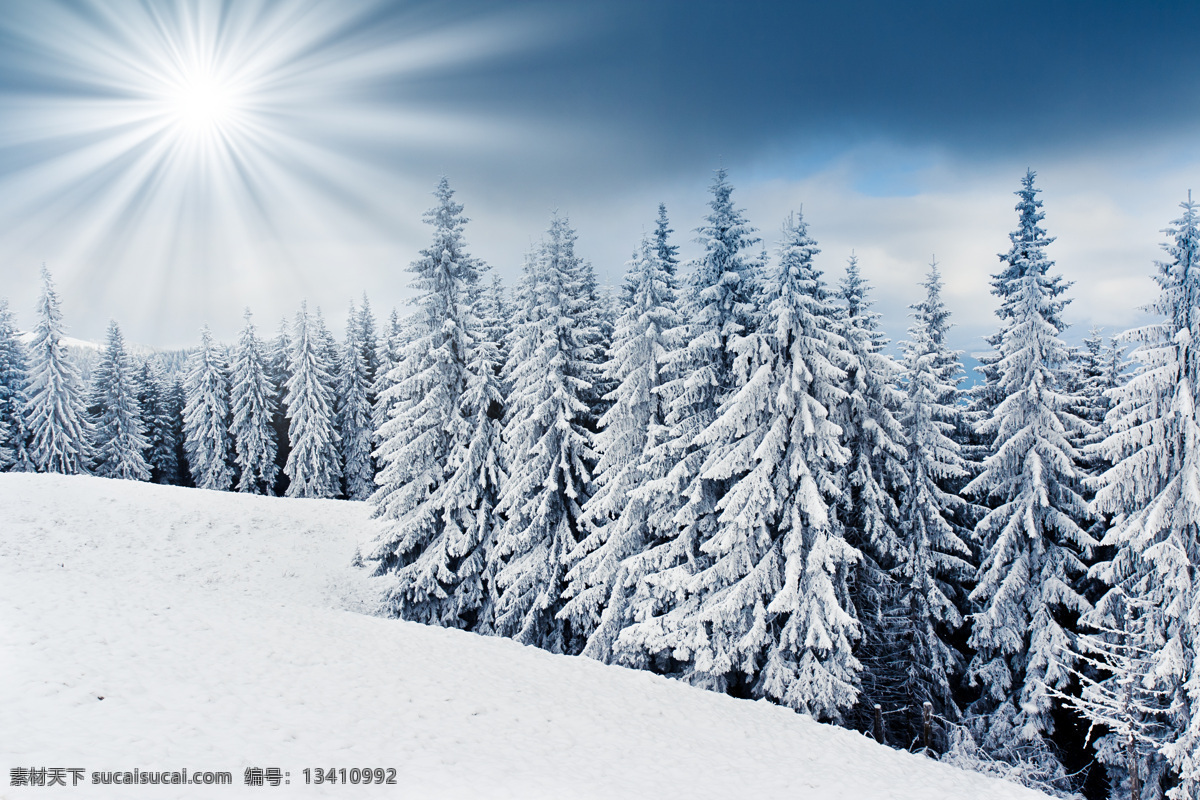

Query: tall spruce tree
[182,326,233,491]
[490,213,598,652]
[562,234,680,660]
[964,173,1094,783]
[615,169,764,673]
[371,309,407,450]
[833,254,908,726]
[267,317,292,495]
[339,302,374,501]
[230,309,278,494]
[284,303,341,498]
[25,267,92,474]
[1088,196,1200,799]
[0,299,32,471]
[656,212,859,717]
[368,178,498,628]
[90,320,149,481]
[136,359,181,485]
[884,264,976,747]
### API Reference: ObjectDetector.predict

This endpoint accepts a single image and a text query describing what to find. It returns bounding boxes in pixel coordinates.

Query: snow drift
[0,474,1047,799]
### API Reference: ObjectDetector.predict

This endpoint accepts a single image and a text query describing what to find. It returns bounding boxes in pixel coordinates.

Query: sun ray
[0,0,551,345]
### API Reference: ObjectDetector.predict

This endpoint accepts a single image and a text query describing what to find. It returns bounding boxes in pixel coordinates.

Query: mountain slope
[0,474,1047,799]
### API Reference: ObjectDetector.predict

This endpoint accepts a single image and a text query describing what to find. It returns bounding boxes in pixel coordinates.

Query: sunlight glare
[166,69,239,133]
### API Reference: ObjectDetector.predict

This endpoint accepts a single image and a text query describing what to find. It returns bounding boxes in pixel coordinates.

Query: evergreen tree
[338,302,374,501]
[683,212,859,718]
[1089,196,1200,799]
[90,320,149,481]
[356,292,380,395]
[654,202,681,277]
[24,267,92,474]
[562,234,680,660]
[166,375,190,487]
[0,299,33,471]
[368,178,498,628]
[371,309,407,450]
[229,309,278,494]
[267,317,292,495]
[615,169,764,672]
[182,326,233,491]
[490,213,597,652]
[136,359,181,485]
[964,173,1094,783]
[832,254,908,725]
[284,303,341,498]
[884,263,976,747]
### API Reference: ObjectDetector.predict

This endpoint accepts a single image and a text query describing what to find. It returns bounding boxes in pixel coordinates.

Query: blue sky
[0,0,1197,354]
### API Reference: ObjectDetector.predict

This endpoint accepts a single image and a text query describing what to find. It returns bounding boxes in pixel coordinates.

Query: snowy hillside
[0,474,1048,799]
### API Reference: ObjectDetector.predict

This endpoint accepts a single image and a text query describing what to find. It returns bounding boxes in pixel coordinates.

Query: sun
[164,68,241,135]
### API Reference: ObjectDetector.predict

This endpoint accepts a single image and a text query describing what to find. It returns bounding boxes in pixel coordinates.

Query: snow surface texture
[0,474,1048,799]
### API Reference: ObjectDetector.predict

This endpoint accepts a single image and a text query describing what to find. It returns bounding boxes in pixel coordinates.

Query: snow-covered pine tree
[338,302,374,501]
[267,317,292,495]
[963,173,1094,784]
[229,309,278,494]
[490,213,598,652]
[356,293,380,397]
[368,178,499,628]
[614,169,764,672]
[832,253,908,725]
[182,326,233,491]
[0,298,33,471]
[884,263,976,748]
[284,303,341,498]
[561,233,680,660]
[166,375,190,487]
[967,171,1074,466]
[693,211,861,718]
[1088,195,1200,799]
[136,359,181,485]
[370,309,407,450]
[655,202,681,277]
[24,267,92,474]
[90,320,149,481]
[314,307,340,394]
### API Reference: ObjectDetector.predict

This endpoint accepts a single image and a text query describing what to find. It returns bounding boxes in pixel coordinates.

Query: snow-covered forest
[2,170,1197,799]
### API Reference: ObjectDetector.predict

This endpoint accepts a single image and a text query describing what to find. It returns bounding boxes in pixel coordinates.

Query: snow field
[0,474,1048,799]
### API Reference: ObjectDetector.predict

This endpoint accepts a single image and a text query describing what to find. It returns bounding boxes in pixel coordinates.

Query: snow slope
[0,474,1048,799]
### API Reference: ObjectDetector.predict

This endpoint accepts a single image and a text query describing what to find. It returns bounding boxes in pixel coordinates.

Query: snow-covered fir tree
[0,298,33,471]
[969,171,1072,408]
[963,173,1094,783]
[356,293,380,398]
[229,309,278,494]
[368,178,500,629]
[832,254,908,725]
[561,233,680,660]
[1088,195,1200,799]
[166,376,189,487]
[615,170,764,673]
[284,303,341,498]
[884,263,975,747]
[490,213,598,652]
[654,202,681,277]
[338,302,374,501]
[89,320,149,481]
[136,359,181,485]
[371,309,407,447]
[267,317,292,495]
[182,326,233,491]
[314,307,340,393]
[686,211,859,718]
[24,267,92,474]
